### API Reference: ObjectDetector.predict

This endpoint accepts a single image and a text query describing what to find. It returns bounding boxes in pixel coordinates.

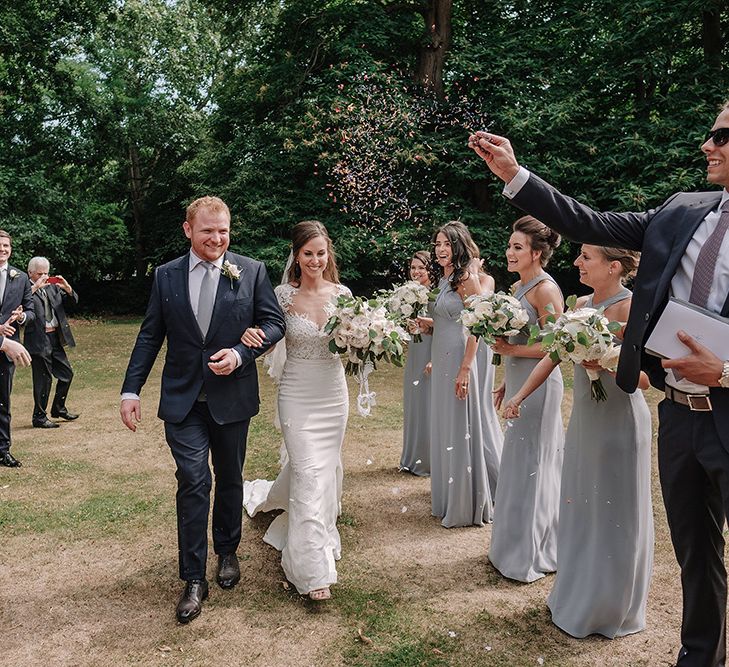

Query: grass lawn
[0,319,686,666]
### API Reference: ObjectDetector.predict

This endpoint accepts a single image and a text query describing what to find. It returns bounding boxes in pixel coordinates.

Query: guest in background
[488,216,564,582]
[24,257,79,428]
[0,230,34,467]
[400,250,433,476]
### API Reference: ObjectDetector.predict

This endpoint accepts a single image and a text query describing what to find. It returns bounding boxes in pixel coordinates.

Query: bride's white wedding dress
[244,282,350,594]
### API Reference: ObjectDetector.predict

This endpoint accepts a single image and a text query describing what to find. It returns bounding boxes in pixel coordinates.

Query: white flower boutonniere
[8,269,18,279]
[221,260,241,288]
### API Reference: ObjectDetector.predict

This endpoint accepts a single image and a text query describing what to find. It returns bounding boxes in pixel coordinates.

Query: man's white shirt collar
[189,250,225,272]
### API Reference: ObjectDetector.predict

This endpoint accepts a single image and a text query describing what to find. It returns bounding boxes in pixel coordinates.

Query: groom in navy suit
[121,196,285,623]
[470,103,729,667]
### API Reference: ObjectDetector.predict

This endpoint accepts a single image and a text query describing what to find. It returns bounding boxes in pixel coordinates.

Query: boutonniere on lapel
[221,260,241,288]
[8,269,18,280]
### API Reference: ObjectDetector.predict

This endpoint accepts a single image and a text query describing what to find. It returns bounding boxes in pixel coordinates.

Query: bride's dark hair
[287,220,340,286]
[429,221,475,289]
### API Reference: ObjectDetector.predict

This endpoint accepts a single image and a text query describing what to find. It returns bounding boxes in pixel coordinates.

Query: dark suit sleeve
[61,288,79,306]
[511,172,678,251]
[234,262,285,369]
[121,269,167,395]
[20,276,35,326]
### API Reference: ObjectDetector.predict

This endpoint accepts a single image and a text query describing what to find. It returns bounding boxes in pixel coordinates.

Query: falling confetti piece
[448,631,457,638]
[529,472,537,476]
[446,446,453,451]
[484,645,492,651]
[467,466,472,473]
[537,659,544,666]
[366,459,373,465]
[412,380,420,385]
[401,506,408,513]
[448,477,453,484]
[464,433,470,439]
[415,459,422,464]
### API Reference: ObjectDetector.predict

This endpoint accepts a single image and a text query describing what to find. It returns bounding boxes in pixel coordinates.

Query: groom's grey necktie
[0,268,6,307]
[689,199,729,309]
[196,262,217,338]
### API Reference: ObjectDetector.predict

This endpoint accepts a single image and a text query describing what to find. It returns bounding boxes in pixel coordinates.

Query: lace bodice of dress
[275,283,352,360]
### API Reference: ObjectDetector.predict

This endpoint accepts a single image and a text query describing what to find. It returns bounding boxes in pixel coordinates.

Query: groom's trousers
[658,399,729,667]
[165,401,250,581]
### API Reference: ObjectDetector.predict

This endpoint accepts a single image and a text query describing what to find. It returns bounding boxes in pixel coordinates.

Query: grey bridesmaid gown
[547,289,654,638]
[400,332,432,476]
[488,273,564,582]
[430,278,493,527]
[476,338,504,498]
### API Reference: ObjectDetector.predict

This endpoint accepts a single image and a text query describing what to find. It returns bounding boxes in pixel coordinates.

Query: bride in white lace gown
[242,221,350,601]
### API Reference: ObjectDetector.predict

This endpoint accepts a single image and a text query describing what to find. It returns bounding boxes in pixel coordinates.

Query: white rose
[401,303,413,317]
[460,311,479,327]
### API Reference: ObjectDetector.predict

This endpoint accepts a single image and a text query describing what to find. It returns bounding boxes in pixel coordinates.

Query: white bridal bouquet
[324,294,409,416]
[382,280,438,342]
[458,291,530,365]
[529,295,623,402]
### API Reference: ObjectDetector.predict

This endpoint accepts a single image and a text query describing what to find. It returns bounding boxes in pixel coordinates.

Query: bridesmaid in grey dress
[489,216,565,582]
[504,245,653,638]
[468,249,504,499]
[400,250,433,476]
[420,221,492,527]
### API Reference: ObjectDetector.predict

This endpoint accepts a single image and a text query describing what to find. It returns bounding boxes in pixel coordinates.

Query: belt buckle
[687,394,712,412]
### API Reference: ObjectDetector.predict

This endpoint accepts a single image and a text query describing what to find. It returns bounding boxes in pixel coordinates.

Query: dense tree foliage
[2,0,728,309]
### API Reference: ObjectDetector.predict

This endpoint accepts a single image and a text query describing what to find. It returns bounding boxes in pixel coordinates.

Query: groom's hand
[208,348,239,375]
[467,131,521,183]
[120,398,142,432]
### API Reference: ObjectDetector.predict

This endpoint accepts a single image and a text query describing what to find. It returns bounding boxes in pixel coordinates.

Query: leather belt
[665,385,712,412]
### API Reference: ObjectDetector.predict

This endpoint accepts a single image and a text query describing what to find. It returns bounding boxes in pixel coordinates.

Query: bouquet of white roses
[458,291,530,365]
[324,294,409,415]
[529,295,623,401]
[382,280,438,342]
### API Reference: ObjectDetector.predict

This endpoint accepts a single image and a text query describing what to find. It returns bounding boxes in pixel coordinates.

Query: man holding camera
[25,256,79,428]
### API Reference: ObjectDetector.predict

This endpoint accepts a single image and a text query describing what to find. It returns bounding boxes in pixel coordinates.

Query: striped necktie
[688,199,729,308]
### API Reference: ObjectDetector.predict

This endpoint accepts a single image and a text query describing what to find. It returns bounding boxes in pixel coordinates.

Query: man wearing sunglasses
[470,102,729,667]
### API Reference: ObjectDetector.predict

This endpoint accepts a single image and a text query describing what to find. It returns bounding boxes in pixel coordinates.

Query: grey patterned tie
[0,269,5,306]
[196,262,216,338]
[40,288,53,322]
[689,200,729,308]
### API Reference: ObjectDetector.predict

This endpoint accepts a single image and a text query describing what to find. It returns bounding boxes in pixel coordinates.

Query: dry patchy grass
[0,320,694,666]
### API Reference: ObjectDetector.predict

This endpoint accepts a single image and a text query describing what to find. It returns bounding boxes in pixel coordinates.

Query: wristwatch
[720,360,729,389]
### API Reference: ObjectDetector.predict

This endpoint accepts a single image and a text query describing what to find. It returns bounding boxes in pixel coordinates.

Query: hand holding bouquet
[459,291,530,365]
[382,281,438,343]
[529,295,622,401]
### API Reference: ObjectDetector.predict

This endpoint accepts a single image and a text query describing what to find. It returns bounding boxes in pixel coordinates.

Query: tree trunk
[415,0,452,97]
[702,8,723,71]
[128,143,147,280]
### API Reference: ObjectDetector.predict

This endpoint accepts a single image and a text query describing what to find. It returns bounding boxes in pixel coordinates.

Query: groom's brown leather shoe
[217,554,240,589]
[176,579,208,624]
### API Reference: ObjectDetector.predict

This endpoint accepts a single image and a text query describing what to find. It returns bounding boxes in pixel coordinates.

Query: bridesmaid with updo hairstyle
[488,215,565,582]
[400,250,433,476]
[503,245,653,638]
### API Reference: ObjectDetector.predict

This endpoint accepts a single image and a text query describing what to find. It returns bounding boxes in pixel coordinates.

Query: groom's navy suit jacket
[511,174,729,449]
[1,266,35,341]
[122,251,285,425]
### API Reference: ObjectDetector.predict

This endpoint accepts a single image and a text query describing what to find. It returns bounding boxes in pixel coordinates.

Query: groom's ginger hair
[186,196,230,223]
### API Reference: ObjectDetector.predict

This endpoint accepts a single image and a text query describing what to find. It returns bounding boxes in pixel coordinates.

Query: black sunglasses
[705,127,729,147]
